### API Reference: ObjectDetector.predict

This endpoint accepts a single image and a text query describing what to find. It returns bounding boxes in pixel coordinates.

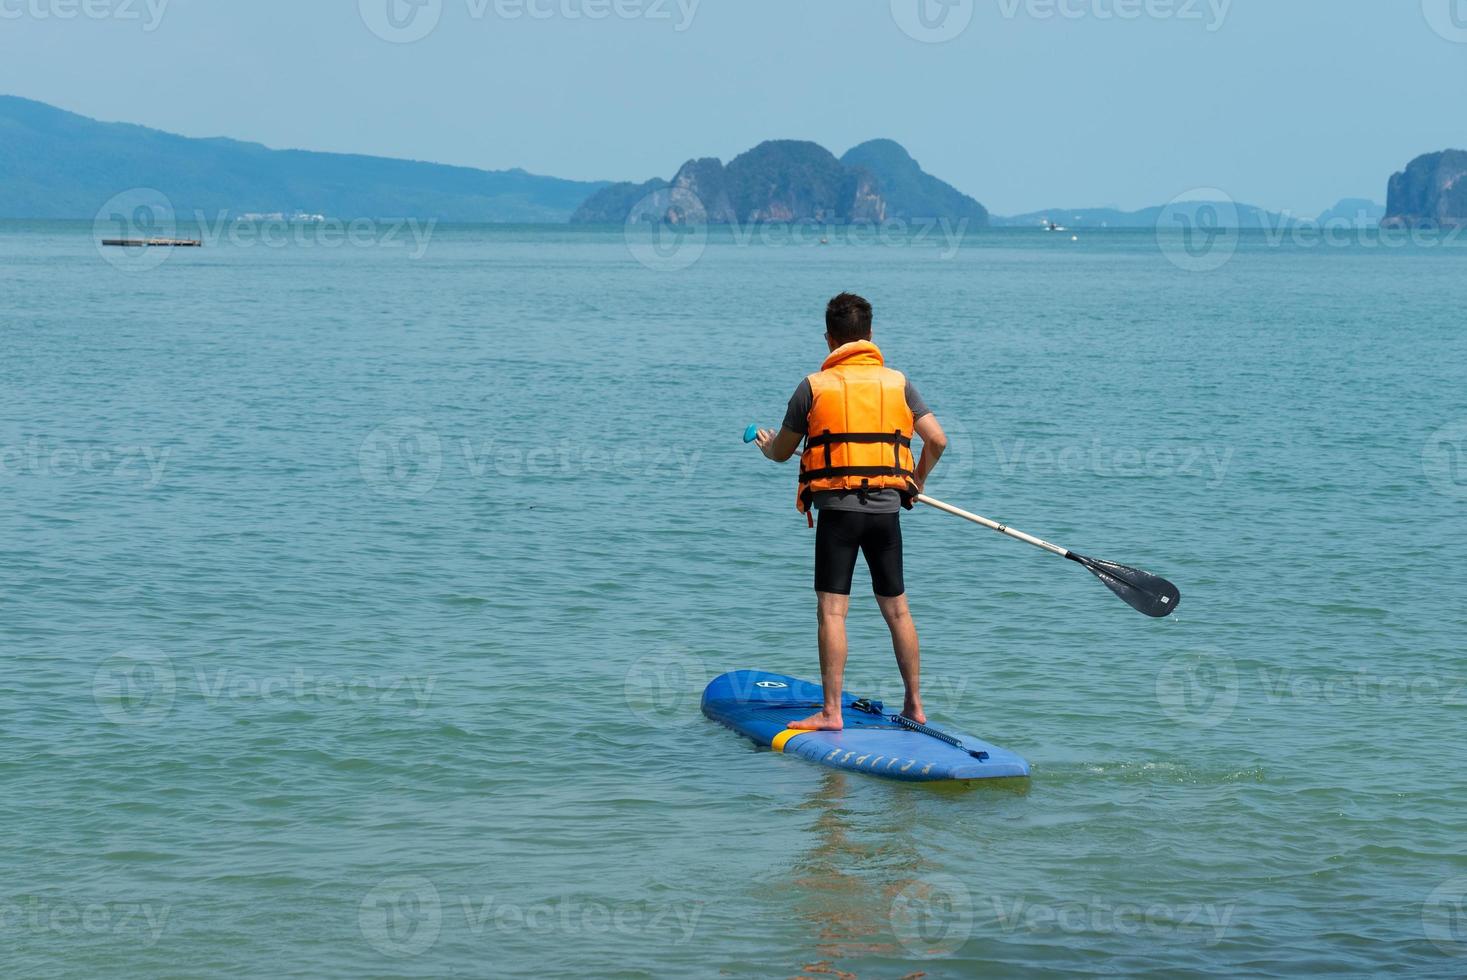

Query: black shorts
[814,510,905,597]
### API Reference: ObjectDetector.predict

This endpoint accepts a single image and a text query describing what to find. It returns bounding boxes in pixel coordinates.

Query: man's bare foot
[902,700,927,724]
[788,710,844,731]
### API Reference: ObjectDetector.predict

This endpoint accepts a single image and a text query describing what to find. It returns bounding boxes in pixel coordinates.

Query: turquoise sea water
[3,220,1466,978]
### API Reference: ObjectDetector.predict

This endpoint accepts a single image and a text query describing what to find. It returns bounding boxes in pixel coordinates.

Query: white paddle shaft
[916,494,1070,558]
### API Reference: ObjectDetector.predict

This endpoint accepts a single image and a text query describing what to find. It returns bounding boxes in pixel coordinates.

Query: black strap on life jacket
[800,429,914,485]
[800,464,915,483]
[803,431,913,450]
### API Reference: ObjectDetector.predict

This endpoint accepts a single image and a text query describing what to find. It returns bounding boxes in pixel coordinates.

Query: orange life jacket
[797,340,916,519]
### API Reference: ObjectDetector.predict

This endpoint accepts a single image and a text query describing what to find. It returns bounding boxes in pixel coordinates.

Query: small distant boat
[1043,219,1067,233]
[102,238,202,247]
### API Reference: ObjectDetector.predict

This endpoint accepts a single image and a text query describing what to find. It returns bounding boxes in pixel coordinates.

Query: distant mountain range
[992,198,1384,230]
[570,139,989,227]
[0,95,1420,230]
[0,96,605,222]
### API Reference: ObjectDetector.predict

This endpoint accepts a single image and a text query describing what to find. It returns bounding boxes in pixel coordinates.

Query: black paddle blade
[1069,553,1181,618]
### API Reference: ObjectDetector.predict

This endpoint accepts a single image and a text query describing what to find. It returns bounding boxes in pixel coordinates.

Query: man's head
[825,292,873,349]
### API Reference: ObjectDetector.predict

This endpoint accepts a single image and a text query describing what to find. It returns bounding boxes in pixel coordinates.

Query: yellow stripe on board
[771,729,806,753]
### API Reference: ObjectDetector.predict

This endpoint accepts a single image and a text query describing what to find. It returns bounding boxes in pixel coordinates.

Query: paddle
[743,423,1181,619]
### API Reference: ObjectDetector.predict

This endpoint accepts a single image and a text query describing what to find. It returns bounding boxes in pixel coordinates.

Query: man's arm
[755,428,803,463]
[760,378,812,463]
[912,413,948,490]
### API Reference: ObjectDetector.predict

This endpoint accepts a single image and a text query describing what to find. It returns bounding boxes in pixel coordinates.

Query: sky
[1,0,1464,216]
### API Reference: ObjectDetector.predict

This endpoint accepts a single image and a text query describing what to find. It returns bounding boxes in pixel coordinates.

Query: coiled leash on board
[851,699,990,762]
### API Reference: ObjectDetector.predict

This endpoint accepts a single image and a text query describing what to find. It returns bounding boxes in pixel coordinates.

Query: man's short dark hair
[825,292,873,345]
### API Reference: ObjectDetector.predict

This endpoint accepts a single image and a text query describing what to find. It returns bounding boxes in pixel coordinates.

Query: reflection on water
[782,770,1036,975]
[787,771,914,968]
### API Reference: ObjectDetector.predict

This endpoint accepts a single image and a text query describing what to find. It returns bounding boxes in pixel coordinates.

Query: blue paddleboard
[702,670,1030,782]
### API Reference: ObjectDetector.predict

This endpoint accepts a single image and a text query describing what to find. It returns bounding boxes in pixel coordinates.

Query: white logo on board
[755,681,788,689]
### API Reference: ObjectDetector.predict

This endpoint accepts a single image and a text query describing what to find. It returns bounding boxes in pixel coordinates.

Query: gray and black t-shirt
[782,376,931,514]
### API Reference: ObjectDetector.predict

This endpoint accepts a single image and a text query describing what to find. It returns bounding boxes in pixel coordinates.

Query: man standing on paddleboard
[754,293,948,732]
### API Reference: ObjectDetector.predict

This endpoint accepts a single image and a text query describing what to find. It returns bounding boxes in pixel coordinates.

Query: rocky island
[1382,150,1467,229]
[572,139,988,227]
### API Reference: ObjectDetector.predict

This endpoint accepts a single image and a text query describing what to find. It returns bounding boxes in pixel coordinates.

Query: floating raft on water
[102,238,202,247]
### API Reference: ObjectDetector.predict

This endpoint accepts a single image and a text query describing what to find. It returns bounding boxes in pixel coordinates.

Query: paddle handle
[915,494,1070,558]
